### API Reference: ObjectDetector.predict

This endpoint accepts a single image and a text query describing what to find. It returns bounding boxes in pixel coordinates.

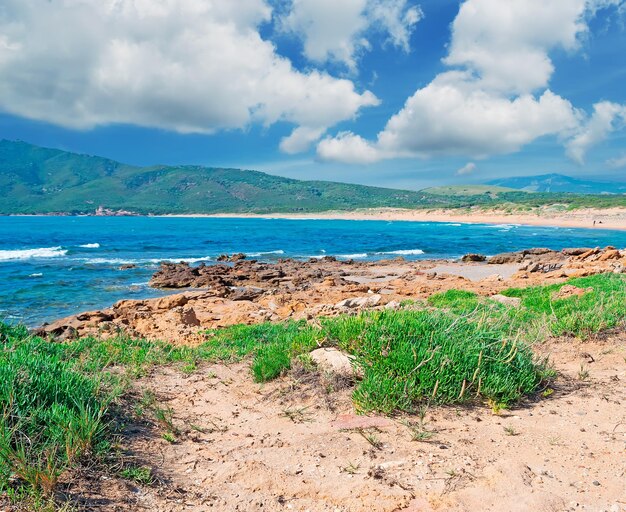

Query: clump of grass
[501,274,626,338]
[427,289,481,313]
[0,324,116,499]
[329,309,547,414]
[119,465,154,485]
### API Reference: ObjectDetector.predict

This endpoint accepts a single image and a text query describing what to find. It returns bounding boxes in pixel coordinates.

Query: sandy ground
[186,207,626,231]
[66,332,626,512]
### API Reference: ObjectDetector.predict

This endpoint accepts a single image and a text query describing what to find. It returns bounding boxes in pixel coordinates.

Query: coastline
[164,207,626,231]
[6,206,626,231]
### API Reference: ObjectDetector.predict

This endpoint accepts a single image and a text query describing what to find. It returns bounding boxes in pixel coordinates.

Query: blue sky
[0,0,625,190]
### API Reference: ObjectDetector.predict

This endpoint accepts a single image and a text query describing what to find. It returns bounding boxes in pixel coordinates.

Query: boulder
[562,247,593,256]
[334,294,381,309]
[309,348,360,378]
[490,294,522,307]
[488,252,524,264]
[461,253,486,262]
[598,249,621,261]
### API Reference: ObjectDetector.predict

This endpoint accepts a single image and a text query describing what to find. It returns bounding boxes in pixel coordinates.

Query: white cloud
[445,0,587,94]
[279,126,327,154]
[606,154,626,169]
[317,0,623,164]
[566,101,626,164]
[0,0,378,150]
[456,162,476,176]
[317,132,385,164]
[280,0,422,69]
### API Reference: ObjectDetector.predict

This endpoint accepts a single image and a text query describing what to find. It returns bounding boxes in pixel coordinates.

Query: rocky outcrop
[37,246,626,344]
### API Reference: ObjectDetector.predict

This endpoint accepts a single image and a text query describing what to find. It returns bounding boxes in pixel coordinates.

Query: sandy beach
[166,206,626,231]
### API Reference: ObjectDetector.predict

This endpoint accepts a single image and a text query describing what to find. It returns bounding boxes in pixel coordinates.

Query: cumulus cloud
[280,0,422,69]
[0,0,378,151]
[566,101,626,164]
[317,132,385,164]
[456,162,476,176]
[318,0,623,164]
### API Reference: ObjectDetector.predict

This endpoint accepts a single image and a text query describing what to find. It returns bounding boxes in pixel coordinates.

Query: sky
[0,0,625,190]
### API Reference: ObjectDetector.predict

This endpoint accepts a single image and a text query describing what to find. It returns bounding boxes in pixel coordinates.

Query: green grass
[0,324,118,502]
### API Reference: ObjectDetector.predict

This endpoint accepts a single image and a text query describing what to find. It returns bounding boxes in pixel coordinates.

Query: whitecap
[246,250,285,257]
[444,223,463,227]
[79,243,100,248]
[376,249,425,256]
[29,273,43,277]
[336,253,368,259]
[0,247,67,262]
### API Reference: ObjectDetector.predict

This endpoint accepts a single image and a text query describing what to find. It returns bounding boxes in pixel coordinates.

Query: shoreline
[165,207,626,231]
[6,207,626,230]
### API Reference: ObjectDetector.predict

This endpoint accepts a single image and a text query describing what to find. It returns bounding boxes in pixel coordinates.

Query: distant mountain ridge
[2,141,625,214]
[0,140,433,214]
[487,173,626,195]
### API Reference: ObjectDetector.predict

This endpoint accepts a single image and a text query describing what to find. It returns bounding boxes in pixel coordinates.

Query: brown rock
[461,253,486,262]
[554,285,593,299]
[598,249,621,261]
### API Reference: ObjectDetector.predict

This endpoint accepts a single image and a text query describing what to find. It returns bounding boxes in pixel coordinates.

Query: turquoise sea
[1,216,626,327]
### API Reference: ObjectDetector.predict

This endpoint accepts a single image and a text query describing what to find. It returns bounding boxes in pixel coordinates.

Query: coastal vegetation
[2,140,626,215]
[1,273,624,509]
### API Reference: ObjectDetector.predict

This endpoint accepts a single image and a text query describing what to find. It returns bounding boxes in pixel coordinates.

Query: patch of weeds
[401,406,435,442]
[119,465,154,485]
[356,429,383,450]
[578,364,590,381]
[161,432,177,444]
[503,426,520,436]
[181,361,197,375]
[280,407,313,424]
[341,461,361,475]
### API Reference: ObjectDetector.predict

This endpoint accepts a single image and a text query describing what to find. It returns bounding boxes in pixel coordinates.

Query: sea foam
[377,249,425,255]
[79,243,101,248]
[0,247,67,262]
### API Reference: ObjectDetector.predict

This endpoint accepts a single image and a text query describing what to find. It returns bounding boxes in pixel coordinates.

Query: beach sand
[188,206,626,231]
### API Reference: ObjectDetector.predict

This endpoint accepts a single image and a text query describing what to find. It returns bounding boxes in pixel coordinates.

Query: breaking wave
[0,247,68,262]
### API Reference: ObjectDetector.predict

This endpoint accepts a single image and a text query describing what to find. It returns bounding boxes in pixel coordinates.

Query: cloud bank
[279,0,422,69]
[0,0,380,151]
[318,0,626,164]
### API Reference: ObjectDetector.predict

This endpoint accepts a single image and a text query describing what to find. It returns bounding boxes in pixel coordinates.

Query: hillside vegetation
[1,140,626,214]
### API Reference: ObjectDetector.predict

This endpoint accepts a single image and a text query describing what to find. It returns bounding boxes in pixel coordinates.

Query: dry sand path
[70,333,626,512]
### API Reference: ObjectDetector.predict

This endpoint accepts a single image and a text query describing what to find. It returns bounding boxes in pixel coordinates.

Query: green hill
[422,185,517,196]
[1,140,625,214]
[0,140,435,214]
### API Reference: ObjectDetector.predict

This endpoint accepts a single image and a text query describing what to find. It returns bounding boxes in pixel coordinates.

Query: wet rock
[461,253,486,262]
[562,248,593,256]
[119,264,137,270]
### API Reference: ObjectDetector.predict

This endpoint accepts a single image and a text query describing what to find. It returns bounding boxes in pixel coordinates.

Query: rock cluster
[37,247,626,344]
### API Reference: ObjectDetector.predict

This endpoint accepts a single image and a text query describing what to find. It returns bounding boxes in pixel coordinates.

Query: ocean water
[1,216,626,327]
